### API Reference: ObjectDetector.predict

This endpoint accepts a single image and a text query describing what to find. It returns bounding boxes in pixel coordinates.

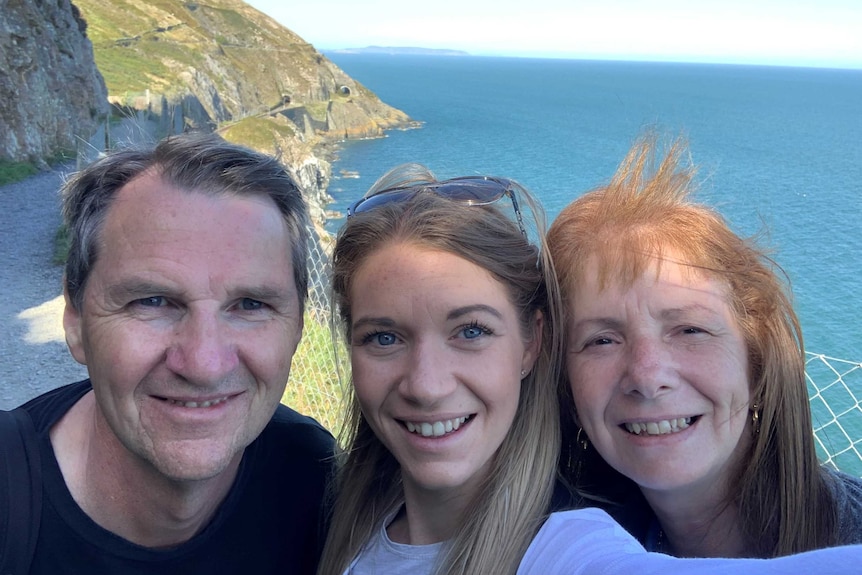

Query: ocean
[320,55,862,472]
[323,54,862,364]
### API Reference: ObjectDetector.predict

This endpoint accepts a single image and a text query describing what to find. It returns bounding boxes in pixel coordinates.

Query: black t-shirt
[23,380,335,574]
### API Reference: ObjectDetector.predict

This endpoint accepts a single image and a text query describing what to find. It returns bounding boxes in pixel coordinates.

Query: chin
[148,442,243,483]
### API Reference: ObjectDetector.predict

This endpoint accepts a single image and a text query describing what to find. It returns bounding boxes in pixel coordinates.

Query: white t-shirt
[344,507,444,575]
[517,508,862,575]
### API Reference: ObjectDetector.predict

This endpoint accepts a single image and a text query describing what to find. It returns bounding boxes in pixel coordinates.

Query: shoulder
[518,508,646,573]
[824,468,862,503]
[823,467,862,544]
[258,404,335,459]
[20,380,91,433]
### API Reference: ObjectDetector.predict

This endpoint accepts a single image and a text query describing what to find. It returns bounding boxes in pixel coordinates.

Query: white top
[341,506,862,574]
[344,507,445,575]
[517,508,862,574]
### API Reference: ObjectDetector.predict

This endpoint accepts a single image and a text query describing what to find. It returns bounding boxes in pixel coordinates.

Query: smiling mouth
[403,416,473,438]
[622,416,699,436]
[158,396,231,408]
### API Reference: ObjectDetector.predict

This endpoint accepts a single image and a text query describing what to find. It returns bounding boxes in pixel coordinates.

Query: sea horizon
[322,54,862,365]
[321,48,862,72]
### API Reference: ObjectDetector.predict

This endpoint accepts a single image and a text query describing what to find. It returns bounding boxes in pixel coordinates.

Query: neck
[51,392,241,548]
[643,484,747,557]
[387,481,475,546]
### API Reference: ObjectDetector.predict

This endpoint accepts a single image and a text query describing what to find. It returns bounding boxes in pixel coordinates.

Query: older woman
[548,133,862,558]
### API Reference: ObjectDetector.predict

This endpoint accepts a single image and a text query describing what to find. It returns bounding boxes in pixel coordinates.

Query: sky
[244,0,861,69]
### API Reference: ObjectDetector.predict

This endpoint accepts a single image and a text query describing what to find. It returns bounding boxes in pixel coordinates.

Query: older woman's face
[565,256,751,499]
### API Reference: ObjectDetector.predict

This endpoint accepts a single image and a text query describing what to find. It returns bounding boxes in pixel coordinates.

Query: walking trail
[0,165,88,410]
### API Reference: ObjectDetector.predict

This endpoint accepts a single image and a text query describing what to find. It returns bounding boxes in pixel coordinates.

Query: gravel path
[0,165,88,409]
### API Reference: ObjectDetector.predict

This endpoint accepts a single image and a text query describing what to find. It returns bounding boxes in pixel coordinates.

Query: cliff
[1,0,419,227]
[70,0,419,223]
[0,0,108,165]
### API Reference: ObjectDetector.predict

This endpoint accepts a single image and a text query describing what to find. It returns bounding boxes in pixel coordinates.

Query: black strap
[0,408,42,575]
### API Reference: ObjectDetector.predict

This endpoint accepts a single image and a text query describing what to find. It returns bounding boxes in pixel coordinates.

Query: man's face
[64,171,303,482]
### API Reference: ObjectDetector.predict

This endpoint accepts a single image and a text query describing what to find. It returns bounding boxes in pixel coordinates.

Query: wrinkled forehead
[572,242,722,295]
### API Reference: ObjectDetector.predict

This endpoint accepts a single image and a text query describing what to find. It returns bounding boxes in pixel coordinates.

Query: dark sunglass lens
[347,177,513,217]
[433,178,507,204]
[348,188,417,215]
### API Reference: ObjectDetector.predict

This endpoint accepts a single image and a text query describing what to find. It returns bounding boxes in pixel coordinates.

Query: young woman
[317,163,566,575]
[548,133,862,558]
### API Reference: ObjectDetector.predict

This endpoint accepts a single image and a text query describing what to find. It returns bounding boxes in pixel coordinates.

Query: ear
[63,287,87,366]
[520,309,543,377]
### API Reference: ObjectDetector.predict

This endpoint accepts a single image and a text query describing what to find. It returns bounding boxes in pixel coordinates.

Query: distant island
[324,46,470,57]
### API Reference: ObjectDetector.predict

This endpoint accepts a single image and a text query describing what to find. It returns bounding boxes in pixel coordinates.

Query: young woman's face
[565,256,751,500]
[349,242,540,502]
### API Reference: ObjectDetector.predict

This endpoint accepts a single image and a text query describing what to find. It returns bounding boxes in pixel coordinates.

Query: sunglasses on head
[346,175,527,236]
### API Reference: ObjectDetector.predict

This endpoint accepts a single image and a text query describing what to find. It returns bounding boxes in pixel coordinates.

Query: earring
[751,402,761,435]
[576,427,589,451]
[520,369,527,377]
[573,427,589,486]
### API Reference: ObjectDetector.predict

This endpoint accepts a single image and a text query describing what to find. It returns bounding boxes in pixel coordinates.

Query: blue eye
[460,321,492,340]
[360,331,398,346]
[463,326,484,339]
[136,296,165,307]
[374,332,397,346]
[240,298,264,311]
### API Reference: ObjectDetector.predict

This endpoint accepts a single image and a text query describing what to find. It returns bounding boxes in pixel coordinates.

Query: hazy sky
[244,0,861,69]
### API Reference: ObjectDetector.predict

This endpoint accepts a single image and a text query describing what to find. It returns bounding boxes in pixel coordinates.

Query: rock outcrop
[0,0,108,165]
[1,0,418,231]
[71,0,419,224]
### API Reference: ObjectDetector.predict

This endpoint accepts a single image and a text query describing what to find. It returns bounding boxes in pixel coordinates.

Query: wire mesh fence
[284,229,862,475]
[807,353,862,476]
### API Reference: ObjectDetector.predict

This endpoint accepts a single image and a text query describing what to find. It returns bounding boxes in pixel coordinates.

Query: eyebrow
[447,304,504,322]
[350,316,395,336]
[106,280,176,302]
[659,303,723,322]
[571,304,721,332]
[351,304,505,332]
[236,285,295,304]
[106,280,294,304]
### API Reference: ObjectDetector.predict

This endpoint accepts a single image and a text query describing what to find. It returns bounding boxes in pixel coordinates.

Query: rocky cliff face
[0,0,416,229]
[0,0,108,164]
[70,0,419,224]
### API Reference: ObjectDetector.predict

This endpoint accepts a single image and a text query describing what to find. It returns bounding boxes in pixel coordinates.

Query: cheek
[85,323,156,378]
[567,360,607,427]
[350,357,386,407]
[242,323,302,377]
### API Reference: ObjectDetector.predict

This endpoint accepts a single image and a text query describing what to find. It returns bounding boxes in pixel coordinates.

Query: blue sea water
[323,54,862,368]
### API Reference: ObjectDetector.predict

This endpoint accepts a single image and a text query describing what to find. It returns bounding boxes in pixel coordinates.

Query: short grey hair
[62,132,311,312]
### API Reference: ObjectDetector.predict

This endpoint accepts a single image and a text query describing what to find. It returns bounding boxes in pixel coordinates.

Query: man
[1,133,334,573]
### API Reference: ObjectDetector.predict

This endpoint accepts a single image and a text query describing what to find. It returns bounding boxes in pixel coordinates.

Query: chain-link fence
[282,228,343,435]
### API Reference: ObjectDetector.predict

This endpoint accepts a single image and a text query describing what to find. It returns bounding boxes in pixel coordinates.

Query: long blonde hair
[549,132,837,557]
[318,164,563,574]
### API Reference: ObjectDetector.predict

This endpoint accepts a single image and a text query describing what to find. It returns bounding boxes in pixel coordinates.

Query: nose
[165,310,239,384]
[398,340,457,406]
[620,334,674,399]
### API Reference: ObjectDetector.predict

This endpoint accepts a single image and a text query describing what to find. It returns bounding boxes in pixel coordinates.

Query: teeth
[165,396,229,408]
[625,417,692,436]
[405,416,469,437]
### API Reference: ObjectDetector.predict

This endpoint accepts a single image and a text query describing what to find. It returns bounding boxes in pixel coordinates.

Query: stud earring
[520,369,527,377]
